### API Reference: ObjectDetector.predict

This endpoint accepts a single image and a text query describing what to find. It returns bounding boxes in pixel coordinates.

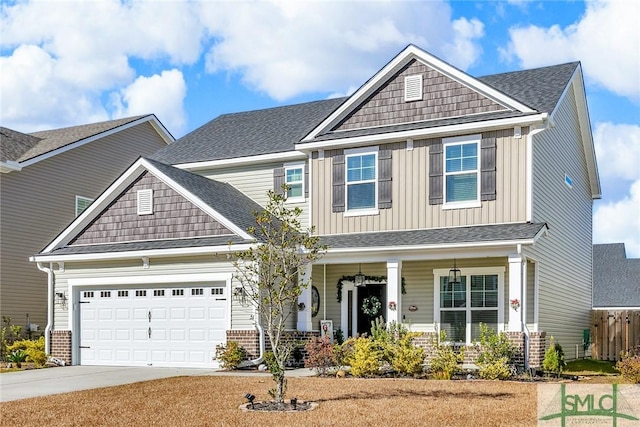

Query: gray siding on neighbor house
[522,81,593,359]
[72,172,232,245]
[334,59,507,132]
[0,123,168,327]
[198,160,309,228]
[312,128,529,235]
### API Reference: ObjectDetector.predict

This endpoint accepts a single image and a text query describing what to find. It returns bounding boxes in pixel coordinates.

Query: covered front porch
[294,223,548,367]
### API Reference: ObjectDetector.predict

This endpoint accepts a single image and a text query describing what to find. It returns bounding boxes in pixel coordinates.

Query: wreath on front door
[361,296,382,317]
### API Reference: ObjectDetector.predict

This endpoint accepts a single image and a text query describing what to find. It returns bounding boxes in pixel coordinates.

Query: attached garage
[76,282,229,368]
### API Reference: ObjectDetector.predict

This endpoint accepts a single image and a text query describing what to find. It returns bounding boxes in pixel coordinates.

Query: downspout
[36,262,54,354]
[239,304,265,367]
[516,245,530,371]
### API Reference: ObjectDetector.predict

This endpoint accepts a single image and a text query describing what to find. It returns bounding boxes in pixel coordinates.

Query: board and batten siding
[523,81,593,359]
[50,256,245,330]
[198,161,309,228]
[1,123,168,327]
[312,128,529,235]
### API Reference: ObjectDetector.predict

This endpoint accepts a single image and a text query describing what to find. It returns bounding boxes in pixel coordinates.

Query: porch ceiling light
[449,259,461,285]
[354,264,366,287]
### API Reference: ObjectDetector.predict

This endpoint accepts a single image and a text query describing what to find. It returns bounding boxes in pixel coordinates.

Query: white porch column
[386,260,402,325]
[508,254,523,331]
[297,264,313,331]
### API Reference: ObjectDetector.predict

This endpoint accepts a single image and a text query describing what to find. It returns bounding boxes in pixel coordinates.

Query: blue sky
[1,0,639,256]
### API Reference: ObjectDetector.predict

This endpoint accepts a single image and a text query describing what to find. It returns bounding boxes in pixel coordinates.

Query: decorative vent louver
[137,189,153,215]
[404,74,423,102]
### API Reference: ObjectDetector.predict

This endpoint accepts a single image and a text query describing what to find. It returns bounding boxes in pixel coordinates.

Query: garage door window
[191,288,204,296]
[100,291,111,298]
[154,290,165,297]
[136,290,147,297]
[172,289,184,296]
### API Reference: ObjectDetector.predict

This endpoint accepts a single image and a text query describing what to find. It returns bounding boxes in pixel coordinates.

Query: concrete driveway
[0,365,215,402]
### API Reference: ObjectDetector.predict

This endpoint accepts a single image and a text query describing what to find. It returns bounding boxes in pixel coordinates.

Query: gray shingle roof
[151,98,347,165]
[320,222,547,249]
[145,158,269,240]
[593,243,640,308]
[153,61,578,162]
[48,235,250,255]
[15,115,149,162]
[0,127,42,162]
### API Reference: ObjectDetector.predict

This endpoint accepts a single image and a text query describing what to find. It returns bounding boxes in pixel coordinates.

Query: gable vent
[404,74,423,102]
[137,189,153,215]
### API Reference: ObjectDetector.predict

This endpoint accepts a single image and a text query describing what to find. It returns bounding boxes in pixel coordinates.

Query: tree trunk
[274,369,285,403]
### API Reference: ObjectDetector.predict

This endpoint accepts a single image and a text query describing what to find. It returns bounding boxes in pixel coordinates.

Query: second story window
[285,164,304,202]
[444,135,480,208]
[346,149,377,212]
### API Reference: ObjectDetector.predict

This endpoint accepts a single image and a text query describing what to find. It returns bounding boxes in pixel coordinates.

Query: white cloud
[200,1,484,100]
[502,0,640,100]
[110,69,187,136]
[594,122,640,181]
[594,179,640,258]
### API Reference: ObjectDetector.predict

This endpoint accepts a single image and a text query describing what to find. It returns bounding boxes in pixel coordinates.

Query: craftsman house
[32,45,599,369]
[1,116,173,332]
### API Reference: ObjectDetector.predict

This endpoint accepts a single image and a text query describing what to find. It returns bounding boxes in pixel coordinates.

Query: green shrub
[304,335,335,375]
[7,349,27,368]
[429,330,464,380]
[616,351,640,383]
[475,323,516,380]
[344,336,382,377]
[542,336,565,377]
[263,351,280,374]
[214,341,246,370]
[390,334,425,376]
[7,337,47,367]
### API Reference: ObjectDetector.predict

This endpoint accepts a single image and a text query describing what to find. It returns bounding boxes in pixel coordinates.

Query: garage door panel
[79,284,228,368]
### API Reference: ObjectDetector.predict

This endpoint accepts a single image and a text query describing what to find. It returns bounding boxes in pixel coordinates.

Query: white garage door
[79,284,227,368]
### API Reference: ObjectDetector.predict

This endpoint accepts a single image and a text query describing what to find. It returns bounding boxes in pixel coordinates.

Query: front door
[356,284,386,335]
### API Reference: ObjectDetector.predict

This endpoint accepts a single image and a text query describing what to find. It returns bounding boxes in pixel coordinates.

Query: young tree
[232,188,326,403]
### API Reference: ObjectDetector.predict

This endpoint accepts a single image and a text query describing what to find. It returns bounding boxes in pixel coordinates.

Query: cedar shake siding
[312,127,529,235]
[71,172,232,245]
[334,59,507,131]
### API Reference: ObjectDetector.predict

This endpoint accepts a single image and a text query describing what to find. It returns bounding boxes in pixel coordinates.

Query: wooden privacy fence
[591,310,640,361]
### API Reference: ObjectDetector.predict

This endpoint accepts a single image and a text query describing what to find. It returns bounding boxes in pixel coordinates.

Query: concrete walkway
[0,365,316,402]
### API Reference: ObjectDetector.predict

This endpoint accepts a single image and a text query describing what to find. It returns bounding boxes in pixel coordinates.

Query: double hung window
[444,135,480,207]
[285,164,304,202]
[345,149,377,213]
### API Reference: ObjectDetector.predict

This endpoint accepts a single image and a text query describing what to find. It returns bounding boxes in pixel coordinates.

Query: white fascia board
[325,238,537,255]
[174,151,306,171]
[141,159,253,240]
[554,66,601,199]
[31,243,254,263]
[320,246,517,264]
[147,115,176,145]
[20,115,171,168]
[42,158,150,252]
[302,44,536,142]
[296,113,548,151]
[592,306,640,311]
[0,160,22,173]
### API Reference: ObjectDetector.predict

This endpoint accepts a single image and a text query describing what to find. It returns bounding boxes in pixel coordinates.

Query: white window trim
[433,266,505,345]
[404,74,423,102]
[137,189,153,215]
[75,195,93,217]
[345,146,379,216]
[442,134,481,210]
[284,162,305,203]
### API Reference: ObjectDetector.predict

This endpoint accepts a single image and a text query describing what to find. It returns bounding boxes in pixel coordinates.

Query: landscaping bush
[304,335,335,375]
[6,336,47,367]
[214,341,246,370]
[616,351,640,383]
[390,334,425,376]
[344,336,382,377]
[429,330,464,380]
[1,316,23,361]
[7,349,27,368]
[542,336,565,377]
[474,323,516,380]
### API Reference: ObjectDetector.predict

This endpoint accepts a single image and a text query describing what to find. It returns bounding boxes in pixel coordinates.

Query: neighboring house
[32,45,600,369]
[592,243,640,310]
[1,116,174,332]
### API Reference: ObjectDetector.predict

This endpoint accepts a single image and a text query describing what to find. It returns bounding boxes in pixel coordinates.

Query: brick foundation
[528,331,546,368]
[50,330,72,365]
[226,329,320,366]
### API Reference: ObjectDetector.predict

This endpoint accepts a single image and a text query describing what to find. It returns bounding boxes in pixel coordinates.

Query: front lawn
[1,376,538,426]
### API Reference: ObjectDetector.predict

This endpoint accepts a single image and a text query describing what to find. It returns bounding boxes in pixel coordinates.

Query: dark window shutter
[273,167,285,195]
[378,149,392,209]
[481,137,496,201]
[429,141,443,205]
[332,154,345,212]
[304,165,309,198]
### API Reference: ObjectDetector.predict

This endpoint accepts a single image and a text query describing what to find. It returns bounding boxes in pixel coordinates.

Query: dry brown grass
[0,376,539,427]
